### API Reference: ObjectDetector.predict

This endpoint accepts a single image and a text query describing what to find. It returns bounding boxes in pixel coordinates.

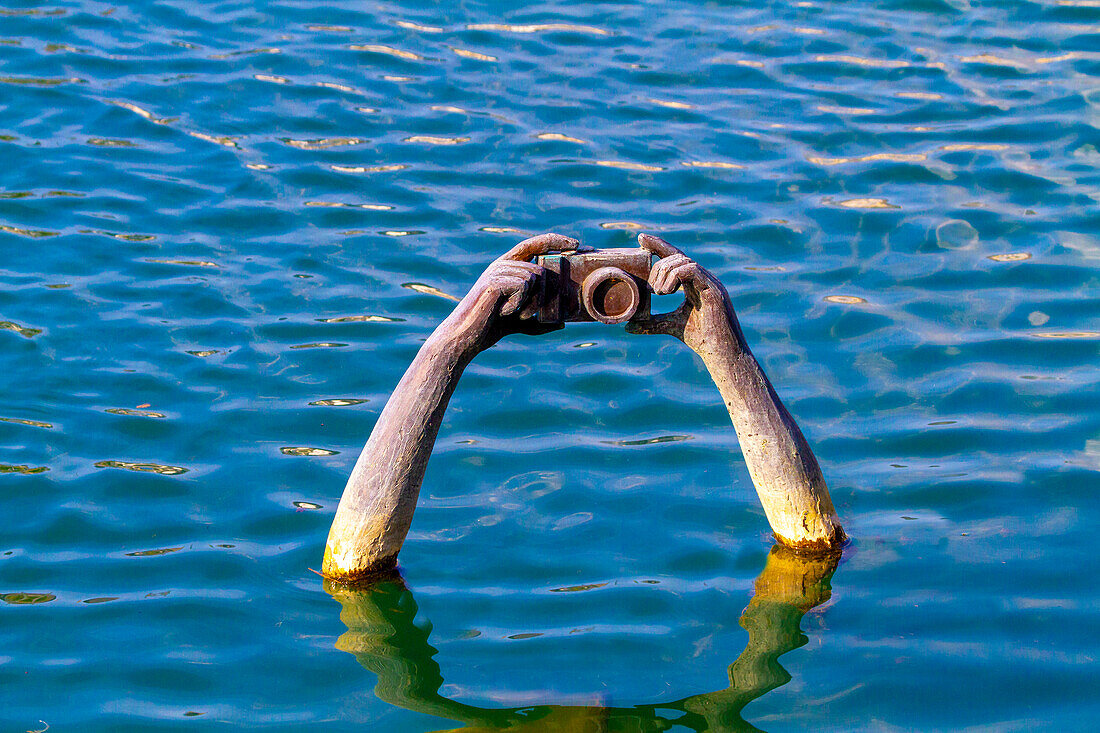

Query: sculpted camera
[536,248,652,324]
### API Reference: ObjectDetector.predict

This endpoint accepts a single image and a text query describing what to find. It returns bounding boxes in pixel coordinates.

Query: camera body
[536,248,652,324]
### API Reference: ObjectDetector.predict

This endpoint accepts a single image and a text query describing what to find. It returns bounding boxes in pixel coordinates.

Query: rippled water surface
[3,0,1100,729]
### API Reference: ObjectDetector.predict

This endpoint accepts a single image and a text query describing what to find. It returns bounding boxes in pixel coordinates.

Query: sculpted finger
[647,255,674,293]
[652,254,691,294]
[500,277,532,316]
[672,262,710,293]
[518,285,544,320]
[494,260,542,278]
[501,233,579,262]
[637,232,683,260]
[661,263,691,296]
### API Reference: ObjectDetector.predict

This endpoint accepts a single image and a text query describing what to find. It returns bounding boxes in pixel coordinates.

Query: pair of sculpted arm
[322,233,843,582]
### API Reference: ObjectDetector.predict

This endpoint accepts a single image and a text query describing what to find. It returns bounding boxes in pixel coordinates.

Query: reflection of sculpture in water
[327,544,840,732]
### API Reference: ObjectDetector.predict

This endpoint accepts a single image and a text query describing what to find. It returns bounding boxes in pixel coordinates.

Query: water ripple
[2,0,1099,729]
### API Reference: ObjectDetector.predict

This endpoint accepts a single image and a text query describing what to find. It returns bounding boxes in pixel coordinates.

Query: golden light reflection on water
[0,321,42,338]
[1035,52,1082,64]
[816,104,877,116]
[466,22,609,35]
[535,132,585,143]
[605,434,692,446]
[395,20,444,33]
[283,137,365,150]
[595,160,663,172]
[87,137,137,147]
[403,135,470,145]
[309,398,369,406]
[835,198,900,210]
[4,190,84,198]
[316,315,403,323]
[280,446,340,456]
[331,164,407,173]
[305,201,393,210]
[814,54,911,69]
[317,81,359,93]
[0,7,66,15]
[94,460,188,475]
[289,342,348,349]
[549,582,609,593]
[1032,331,1100,339]
[0,464,49,474]
[349,44,425,61]
[125,546,184,557]
[105,232,155,242]
[959,53,1031,70]
[0,416,51,428]
[105,408,167,418]
[646,98,694,110]
[681,160,744,169]
[480,226,525,233]
[450,47,497,62]
[0,75,83,85]
[1,592,55,604]
[809,153,927,166]
[110,100,173,124]
[896,91,943,100]
[987,253,1031,262]
[940,144,1010,152]
[208,48,280,59]
[402,282,460,301]
[0,225,58,238]
[599,221,649,230]
[145,258,218,268]
[824,295,868,304]
[188,131,238,148]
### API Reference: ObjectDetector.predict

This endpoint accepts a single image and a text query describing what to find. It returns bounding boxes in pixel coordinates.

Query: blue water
[3,0,1099,729]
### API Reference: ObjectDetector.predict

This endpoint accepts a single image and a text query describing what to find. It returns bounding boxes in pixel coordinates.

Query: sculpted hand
[444,233,579,353]
[627,233,745,357]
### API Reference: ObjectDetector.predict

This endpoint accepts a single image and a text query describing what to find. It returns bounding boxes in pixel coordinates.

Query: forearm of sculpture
[634,233,844,552]
[690,306,844,552]
[322,233,578,582]
[322,305,487,581]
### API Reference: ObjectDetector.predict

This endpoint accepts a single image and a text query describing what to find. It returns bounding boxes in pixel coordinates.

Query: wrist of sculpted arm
[424,289,498,363]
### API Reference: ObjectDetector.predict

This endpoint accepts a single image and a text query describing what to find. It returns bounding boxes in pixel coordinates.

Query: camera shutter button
[581,267,641,324]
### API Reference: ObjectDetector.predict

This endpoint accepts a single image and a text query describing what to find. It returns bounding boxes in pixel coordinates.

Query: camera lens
[581,267,641,324]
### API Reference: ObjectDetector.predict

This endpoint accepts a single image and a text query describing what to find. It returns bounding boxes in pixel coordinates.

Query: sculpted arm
[322,234,578,582]
[630,234,844,551]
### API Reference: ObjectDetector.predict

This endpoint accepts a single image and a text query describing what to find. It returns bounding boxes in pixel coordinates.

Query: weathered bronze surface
[322,233,845,583]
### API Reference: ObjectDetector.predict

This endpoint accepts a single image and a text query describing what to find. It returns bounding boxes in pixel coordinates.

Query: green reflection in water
[327,545,839,732]
[1,592,56,605]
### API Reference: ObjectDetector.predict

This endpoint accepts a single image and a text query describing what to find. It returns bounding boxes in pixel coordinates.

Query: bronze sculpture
[322,233,844,583]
